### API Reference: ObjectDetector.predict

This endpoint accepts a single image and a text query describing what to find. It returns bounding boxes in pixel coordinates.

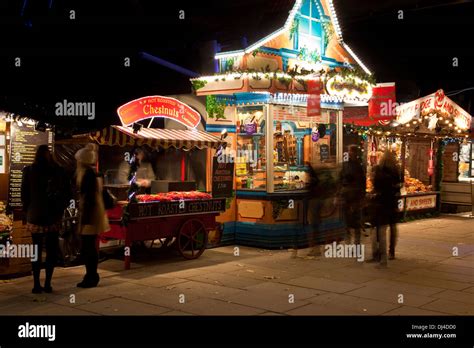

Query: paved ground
[0,214,473,316]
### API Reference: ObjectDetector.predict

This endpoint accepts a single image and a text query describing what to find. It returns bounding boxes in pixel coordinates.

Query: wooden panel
[443,143,459,182]
[407,141,431,184]
[237,200,265,220]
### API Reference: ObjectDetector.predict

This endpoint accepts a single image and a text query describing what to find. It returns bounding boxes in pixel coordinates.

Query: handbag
[102,189,117,210]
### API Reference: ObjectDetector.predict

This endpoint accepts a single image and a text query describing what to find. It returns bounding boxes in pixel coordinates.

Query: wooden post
[400,137,407,181]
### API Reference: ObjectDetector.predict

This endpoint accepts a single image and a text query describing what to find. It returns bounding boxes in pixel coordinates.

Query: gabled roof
[215,0,371,75]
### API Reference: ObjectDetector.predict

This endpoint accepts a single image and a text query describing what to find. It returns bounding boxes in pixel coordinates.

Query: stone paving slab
[345,286,437,308]
[173,298,265,316]
[225,291,311,313]
[393,274,471,291]
[403,268,474,284]
[305,292,400,315]
[75,297,170,315]
[431,289,474,305]
[285,303,362,315]
[430,264,474,276]
[382,306,448,316]
[187,272,266,289]
[285,276,362,293]
[421,298,474,315]
[361,279,444,297]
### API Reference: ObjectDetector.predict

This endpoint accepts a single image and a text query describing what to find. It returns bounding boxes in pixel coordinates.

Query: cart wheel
[177,219,208,260]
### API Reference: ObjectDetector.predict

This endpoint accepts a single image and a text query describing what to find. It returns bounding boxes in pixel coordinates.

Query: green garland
[206,95,226,120]
[327,66,376,85]
[191,80,207,91]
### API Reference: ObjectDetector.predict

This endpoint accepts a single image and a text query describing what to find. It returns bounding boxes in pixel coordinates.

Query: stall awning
[90,125,225,150]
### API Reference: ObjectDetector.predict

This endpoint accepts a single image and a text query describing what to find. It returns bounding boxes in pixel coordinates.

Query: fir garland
[206,95,226,120]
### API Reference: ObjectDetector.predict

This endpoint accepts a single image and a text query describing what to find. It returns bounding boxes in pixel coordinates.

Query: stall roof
[90,125,225,150]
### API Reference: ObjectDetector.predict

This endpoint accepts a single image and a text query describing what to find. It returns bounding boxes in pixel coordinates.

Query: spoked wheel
[177,219,208,260]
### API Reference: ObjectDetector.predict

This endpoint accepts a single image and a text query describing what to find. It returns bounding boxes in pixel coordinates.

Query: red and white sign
[117,96,201,128]
[397,89,472,130]
[405,195,437,211]
[307,78,322,117]
[368,83,396,121]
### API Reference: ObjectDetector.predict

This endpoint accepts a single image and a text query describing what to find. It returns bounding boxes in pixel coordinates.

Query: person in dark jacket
[340,145,366,245]
[75,143,110,288]
[371,150,401,267]
[22,145,69,294]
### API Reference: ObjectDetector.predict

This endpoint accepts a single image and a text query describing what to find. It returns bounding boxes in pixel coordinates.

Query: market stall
[0,113,53,277]
[189,0,388,248]
[389,89,472,215]
[83,97,228,269]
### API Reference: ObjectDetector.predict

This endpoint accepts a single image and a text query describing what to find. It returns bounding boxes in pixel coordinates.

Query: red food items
[136,191,212,203]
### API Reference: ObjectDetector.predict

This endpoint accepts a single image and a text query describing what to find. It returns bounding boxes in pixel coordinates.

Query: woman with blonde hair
[75,143,110,288]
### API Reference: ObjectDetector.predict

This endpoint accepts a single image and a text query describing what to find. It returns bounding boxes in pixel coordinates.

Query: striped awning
[90,125,225,150]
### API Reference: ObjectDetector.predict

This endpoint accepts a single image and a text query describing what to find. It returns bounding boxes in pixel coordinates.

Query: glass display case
[235,105,266,190]
[235,104,341,193]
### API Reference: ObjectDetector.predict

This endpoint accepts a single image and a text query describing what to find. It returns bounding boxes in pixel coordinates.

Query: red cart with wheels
[103,198,226,270]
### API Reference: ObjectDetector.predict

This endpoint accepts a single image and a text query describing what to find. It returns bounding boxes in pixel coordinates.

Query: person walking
[22,145,69,294]
[75,143,110,288]
[340,145,366,245]
[371,150,401,267]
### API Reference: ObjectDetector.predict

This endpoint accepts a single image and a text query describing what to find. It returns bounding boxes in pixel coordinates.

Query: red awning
[90,125,225,150]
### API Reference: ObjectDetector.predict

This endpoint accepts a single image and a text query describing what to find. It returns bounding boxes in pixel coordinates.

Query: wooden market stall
[189,0,389,248]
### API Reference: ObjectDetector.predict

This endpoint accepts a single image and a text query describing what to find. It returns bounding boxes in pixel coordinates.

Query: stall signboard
[405,194,437,211]
[320,144,329,161]
[368,83,396,121]
[117,96,201,129]
[397,90,472,130]
[212,157,234,198]
[307,78,322,117]
[325,75,373,103]
[129,198,226,218]
[8,123,52,208]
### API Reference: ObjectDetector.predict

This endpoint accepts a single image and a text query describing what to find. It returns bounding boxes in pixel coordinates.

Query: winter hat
[75,143,98,165]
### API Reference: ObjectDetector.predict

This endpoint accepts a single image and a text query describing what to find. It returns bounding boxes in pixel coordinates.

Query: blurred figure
[305,163,322,257]
[22,145,69,294]
[371,150,401,267]
[339,145,366,245]
[75,143,110,288]
[118,147,155,193]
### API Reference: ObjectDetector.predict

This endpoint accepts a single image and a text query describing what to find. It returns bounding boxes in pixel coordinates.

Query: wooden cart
[102,198,226,269]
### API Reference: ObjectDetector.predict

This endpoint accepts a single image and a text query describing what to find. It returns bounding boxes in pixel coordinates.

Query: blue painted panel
[301,0,310,16]
[206,124,236,133]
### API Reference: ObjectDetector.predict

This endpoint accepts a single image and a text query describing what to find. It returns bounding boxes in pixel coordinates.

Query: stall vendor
[118,148,155,191]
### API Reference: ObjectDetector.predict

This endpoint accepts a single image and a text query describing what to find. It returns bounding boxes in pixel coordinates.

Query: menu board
[442,143,459,182]
[320,144,329,161]
[8,123,52,208]
[212,157,234,198]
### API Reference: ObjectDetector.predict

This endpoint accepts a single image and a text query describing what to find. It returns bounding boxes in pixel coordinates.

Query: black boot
[44,266,54,293]
[31,233,44,294]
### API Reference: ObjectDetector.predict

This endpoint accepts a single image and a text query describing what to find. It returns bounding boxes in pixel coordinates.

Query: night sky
[1,0,473,130]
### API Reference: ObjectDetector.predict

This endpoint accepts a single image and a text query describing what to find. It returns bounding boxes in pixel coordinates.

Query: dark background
[1,0,473,131]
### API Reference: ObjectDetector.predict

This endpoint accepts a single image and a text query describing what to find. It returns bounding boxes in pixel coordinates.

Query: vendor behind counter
[117,148,155,193]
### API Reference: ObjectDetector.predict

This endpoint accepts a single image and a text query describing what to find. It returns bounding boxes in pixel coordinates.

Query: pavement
[0,214,473,316]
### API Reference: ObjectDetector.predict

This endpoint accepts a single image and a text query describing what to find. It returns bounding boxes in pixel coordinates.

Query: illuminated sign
[325,75,373,103]
[117,96,201,128]
[396,90,472,130]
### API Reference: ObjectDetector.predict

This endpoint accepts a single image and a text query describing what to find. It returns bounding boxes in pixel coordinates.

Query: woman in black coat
[22,145,69,293]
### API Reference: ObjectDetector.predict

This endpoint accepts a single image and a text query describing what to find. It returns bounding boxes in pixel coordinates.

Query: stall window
[236,106,266,190]
[459,140,473,181]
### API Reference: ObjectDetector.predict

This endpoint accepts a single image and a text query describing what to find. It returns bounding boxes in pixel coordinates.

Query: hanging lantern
[427,140,434,176]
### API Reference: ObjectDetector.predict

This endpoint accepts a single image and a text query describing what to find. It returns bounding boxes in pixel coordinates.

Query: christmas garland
[206,95,226,120]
